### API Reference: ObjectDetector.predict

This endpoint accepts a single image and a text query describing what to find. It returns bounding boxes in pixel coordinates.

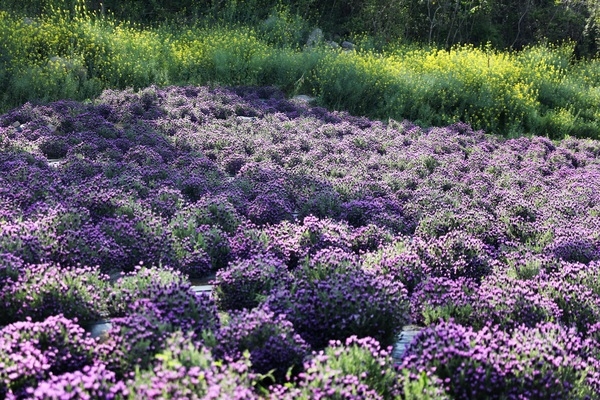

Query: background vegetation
[0,0,599,139]
[3,0,598,54]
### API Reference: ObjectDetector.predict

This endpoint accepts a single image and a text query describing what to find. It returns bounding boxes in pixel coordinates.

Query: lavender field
[1,85,600,398]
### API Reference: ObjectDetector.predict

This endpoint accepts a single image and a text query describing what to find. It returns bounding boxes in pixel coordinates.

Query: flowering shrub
[539,278,600,335]
[97,213,173,273]
[1,84,600,396]
[341,196,409,233]
[169,208,233,276]
[211,307,310,383]
[413,230,495,282]
[99,289,219,377]
[213,254,291,311]
[106,265,189,317]
[361,239,429,295]
[98,301,175,376]
[349,223,394,254]
[300,247,361,280]
[266,265,409,349]
[545,228,600,264]
[108,268,219,333]
[270,336,401,399]
[127,331,259,399]
[228,221,271,261]
[0,253,23,289]
[0,262,110,325]
[0,220,46,264]
[29,362,128,400]
[410,277,478,327]
[400,321,598,399]
[0,315,97,398]
[261,216,356,268]
[473,273,561,331]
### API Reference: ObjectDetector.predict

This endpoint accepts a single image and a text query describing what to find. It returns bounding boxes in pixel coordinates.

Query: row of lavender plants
[1,85,600,398]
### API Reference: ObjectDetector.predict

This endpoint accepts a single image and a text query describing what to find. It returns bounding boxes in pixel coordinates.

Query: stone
[191,284,213,294]
[47,159,64,168]
[341,41,355,50]
[306,28,324,47]
[392,325,424,362]
[86,320,112,339]
[292,95,315,103]
[326,41,340,49]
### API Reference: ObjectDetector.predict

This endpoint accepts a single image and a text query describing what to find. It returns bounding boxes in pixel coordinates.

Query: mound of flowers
[1,84,600,397]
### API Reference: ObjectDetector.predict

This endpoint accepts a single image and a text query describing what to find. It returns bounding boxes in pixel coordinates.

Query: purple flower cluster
[412,230,496,282]
[271,336,401,399]
[98,267,219,376]
[213,254,291,311]
[0,261,109,325]
[28,362,128,400]
[400,321,597,399]
[212,307,310,383]
[410,274,564,331]
[266,260,409,349]
[127,331,258,399]
[361,239,429,295]
[0,315,97,398]
[2,84,600,396]
[105,265,189,317]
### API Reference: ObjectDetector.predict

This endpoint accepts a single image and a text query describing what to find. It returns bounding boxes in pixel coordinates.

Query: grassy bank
[1,9,599,139]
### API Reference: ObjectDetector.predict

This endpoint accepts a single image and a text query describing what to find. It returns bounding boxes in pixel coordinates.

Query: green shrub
[0,7,598,139]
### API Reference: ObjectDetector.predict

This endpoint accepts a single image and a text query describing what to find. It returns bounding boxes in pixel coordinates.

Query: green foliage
[320,339,401,399]
[0,5,598,139]
[282,336,403,398]
[2,0,600,56]
[399,369,451,400]
[422,303,475,327]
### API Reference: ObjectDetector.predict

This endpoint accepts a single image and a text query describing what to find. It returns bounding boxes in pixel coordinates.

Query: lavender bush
[0,262,110,325]
[210,307,310,383]
[127,331,259,399]
[28,363,128,400]
[0,315,97,398]
[106,265,188,317]
[361,239,429,295]
[409,276,478,327]
[270,336,401,399]
[213,254,291,311]
[400,321,599,399]
[265,263,409,349]
[99,290,218,378]
[1,84,600,396]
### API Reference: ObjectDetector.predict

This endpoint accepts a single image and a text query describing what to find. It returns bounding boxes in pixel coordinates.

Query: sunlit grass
[0,8,598,139]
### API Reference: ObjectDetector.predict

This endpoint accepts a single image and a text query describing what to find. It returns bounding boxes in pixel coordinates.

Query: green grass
[0,8,599,139]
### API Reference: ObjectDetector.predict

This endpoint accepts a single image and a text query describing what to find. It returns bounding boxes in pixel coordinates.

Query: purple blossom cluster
[2,84,600,396]
[127,331,258,400]
[265,258,409,349]
[98,267,219,376]
[0,260,109,325]
[211,307,310,383]
[28,362,128,400]
[270,336,402,399]
[213,254,291,311]
[0,315,97,398]
[400,321,599,398]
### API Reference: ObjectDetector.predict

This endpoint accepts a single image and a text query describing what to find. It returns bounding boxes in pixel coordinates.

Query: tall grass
[0,8,598,139]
